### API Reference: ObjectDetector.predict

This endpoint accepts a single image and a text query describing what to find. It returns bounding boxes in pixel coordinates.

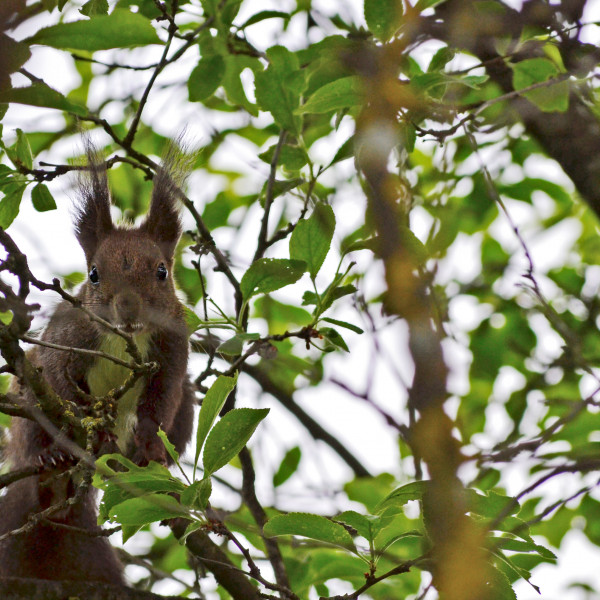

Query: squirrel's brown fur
[0,140,195,583]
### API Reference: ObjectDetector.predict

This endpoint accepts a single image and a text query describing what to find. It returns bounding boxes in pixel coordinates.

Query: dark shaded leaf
[273,446,301,487]
[31,183,57,212]
[189,54,226,102]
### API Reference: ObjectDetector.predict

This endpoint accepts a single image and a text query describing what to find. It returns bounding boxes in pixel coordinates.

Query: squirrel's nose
[113,290,142,324]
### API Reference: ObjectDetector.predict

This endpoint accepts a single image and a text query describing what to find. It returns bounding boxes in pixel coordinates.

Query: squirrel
[0,140,195,583]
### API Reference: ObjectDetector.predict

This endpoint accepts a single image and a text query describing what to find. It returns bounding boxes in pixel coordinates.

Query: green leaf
[399,223,428,265]
[319,327,349,352]
[157,428,180,467]
[195,374,238,474]
[511,58,569,113]
[94,454,186,522]
[240,258,306,301]
[273,446,301,487]
[330,135,355,166]
[415,0,446,9]
[375,480,429,513]
[31,183,57,212]
[486,565,518,600]
[0,34,31,79]
[95,455,184,491]
[321,317,363,334]
[181,478,212,510]
[258,143,308,171]
[493,537,556,562]
[467,489,520,519]
[364,0,403,42]
[182,305,202,335]
[200,0,217,17]
[344,473,397,513]
[202,407,269,476]
[109,493,188,527]
[253,296,312,331]
[26,9,161,51]
[335,510,380,541]
[222,54,260,116]
[61,270,85,290]
[221,0,243,27]
[342,236,378,254]
[262,177,304,202]
[302,284,357,313]
[14,129,33,170]
[377,530,423,555]
[241,10,291,28]
[492,549,539,593]
[428,46,455,72]
[296,76,364,115]
[121,524,143,543]
[188,54,226,102]
[180,520,204,544]
[264,512,356,551]
[290,204,335,279]
[0,165,16,187]
[80,0,109,16]
[217,332,260,356]
[255,46,305,133]
[0,183,25,229]
[0,82,87,115]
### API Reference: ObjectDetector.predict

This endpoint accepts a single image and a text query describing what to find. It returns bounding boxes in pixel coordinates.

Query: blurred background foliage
[1,0,600,599]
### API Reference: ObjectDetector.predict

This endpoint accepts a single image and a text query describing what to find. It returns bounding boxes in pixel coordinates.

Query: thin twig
[254,130,287,262]
[239,447,292,593]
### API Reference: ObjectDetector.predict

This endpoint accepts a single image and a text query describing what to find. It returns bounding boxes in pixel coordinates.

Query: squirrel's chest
[86,333,151,451]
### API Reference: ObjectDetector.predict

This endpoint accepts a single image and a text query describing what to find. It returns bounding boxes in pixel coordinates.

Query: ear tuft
[141,135,195,260]
[74,135,113,263]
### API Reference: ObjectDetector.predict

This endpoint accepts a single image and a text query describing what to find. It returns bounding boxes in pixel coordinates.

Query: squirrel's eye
[89,265,99,285]
[157,263,168,281]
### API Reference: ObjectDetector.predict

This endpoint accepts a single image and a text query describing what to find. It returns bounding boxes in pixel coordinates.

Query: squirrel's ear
[74,138,113,263]
[141,139,193,260]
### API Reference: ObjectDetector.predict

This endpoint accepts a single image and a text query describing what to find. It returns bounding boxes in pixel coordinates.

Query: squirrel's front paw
[96,430,120,456]
[36,446,74,471]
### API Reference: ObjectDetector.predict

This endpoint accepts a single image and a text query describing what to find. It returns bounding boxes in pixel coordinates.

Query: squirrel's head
[74,139,191,334]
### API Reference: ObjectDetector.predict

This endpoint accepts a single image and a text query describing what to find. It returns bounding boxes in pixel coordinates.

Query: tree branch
[169,518,263,600]
[239,447,291,593]
[0,577,188,600]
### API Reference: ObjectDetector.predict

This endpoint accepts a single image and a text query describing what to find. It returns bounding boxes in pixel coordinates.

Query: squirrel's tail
[0,476,123,583]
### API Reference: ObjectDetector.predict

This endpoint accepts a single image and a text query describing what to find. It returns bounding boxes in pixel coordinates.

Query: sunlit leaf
[290,204,335,279]
[296,76,364,115]
[109,493,188,526]
[364,0,403,42]
[195,374,238,473]
[264,512,356,552]
[181,478,212,510]
[511,58,569,112]
[26,9,160,50]
[0,83,87,115]
[240,258,306,300]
